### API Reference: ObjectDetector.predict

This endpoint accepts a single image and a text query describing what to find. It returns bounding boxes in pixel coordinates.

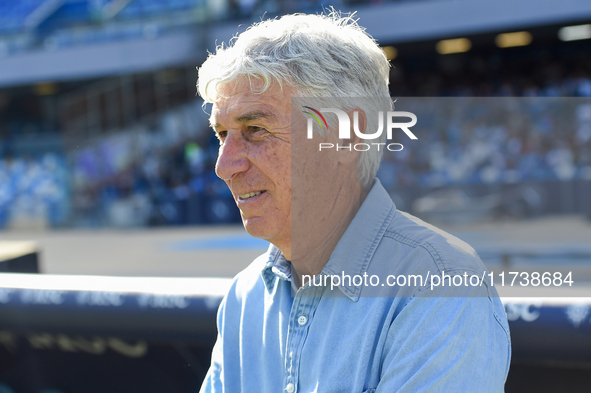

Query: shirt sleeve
[199,296,227,393]
[376,283,511,393]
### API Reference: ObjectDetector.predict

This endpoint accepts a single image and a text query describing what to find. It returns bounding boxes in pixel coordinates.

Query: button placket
[284,283,324,393]
[285,285,316,393]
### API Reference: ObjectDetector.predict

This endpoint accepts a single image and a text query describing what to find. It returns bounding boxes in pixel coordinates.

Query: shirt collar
[261,244,290,292]
[260,179,396,300]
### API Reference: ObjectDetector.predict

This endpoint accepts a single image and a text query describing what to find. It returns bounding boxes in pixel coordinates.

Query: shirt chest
[237,280,398,393]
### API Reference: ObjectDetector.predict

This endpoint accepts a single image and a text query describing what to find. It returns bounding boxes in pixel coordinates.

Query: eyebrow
[211,110,277,129]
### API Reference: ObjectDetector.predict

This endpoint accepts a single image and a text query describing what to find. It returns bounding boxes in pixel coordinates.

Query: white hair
[197,11,392,188]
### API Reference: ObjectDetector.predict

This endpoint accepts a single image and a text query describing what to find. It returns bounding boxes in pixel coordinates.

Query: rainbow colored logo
[302,106,328,131]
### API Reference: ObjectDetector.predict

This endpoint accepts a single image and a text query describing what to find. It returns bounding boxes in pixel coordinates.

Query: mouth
[237,190,267,201]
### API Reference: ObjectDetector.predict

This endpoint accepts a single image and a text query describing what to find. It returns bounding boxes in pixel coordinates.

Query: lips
[237,190,266,201]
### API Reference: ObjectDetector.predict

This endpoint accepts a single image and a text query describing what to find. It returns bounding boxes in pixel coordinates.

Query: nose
[215,131,250,181]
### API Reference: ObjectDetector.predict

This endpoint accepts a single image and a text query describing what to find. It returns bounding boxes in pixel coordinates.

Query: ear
[336,108,366,165]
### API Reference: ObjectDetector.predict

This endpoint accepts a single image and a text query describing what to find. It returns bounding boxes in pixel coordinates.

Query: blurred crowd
[0,153,68,229]
[2,69,591,228]
[375,49,591,190]
[67,101,234,227]
[378,98,591,190]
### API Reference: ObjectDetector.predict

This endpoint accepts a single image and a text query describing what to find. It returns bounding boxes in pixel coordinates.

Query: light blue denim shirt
[200,179,511,393]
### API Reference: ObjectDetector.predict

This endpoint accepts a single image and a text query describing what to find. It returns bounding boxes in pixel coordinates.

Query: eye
[246,126,268,141]
[215,130,227,143]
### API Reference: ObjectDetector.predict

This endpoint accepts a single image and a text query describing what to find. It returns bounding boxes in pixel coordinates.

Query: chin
[242,216,272,240]
[242,215,287,245]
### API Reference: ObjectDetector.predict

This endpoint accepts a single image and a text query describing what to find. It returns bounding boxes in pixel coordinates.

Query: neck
[286,182,370,288]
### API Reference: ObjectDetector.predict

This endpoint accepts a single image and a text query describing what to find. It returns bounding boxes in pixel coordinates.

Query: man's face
[210,79,293,247]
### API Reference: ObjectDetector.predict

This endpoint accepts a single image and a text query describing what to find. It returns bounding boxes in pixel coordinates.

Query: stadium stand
[66,100,239,227]
[2,45,591,228]
[378,96,591,189]
[117,0,205,20]
[0,0,47,34]
[390,41,591,97]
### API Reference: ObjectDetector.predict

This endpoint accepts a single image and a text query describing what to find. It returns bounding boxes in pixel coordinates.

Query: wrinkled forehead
[209,78,297,124]
[210,75,304,103]
[208,81,254,122]
[214,77,252,98]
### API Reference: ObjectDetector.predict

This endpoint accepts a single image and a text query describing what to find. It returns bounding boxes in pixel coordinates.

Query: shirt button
[286,383,295,393]
[297,315,307,326]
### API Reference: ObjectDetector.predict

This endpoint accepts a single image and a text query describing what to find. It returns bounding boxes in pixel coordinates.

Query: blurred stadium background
[0,0,590,392]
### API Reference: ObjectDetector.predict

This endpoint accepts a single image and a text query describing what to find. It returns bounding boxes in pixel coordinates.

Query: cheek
[267,139,291,167]
[253,142,292,192]
[292,139,336,189]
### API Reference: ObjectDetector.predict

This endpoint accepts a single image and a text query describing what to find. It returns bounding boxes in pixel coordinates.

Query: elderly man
[198,12,511,393]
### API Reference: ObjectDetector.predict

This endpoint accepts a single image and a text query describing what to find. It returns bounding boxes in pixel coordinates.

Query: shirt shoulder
[383,210,485,275]
[223,249,270,305]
